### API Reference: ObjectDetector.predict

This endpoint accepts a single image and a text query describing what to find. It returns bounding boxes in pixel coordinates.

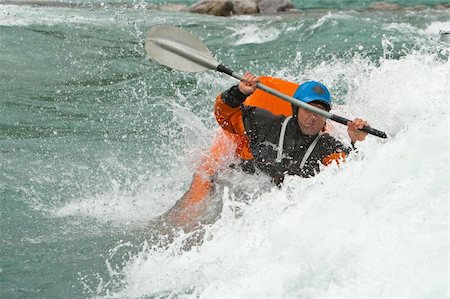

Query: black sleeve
[241,106,281,142]
[321,133,352,156]
[221,85,248,108]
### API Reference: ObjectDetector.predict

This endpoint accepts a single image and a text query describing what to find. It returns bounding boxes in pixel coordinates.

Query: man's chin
[303,127,320,135]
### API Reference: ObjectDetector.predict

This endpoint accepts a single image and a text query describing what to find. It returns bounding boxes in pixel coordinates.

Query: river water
[1,1,449,298]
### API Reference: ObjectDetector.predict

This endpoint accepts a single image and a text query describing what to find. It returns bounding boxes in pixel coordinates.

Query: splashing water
[1,2,449,298]
[103,51,449,299]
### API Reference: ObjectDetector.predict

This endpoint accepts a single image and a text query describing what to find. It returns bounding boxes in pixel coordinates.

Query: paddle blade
[145,25,219,72]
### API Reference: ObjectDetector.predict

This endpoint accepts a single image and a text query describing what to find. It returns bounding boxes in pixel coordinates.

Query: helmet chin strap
[291,104,299,118]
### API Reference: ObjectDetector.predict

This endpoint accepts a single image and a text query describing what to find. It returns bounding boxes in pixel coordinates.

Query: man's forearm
[221,85,248,108]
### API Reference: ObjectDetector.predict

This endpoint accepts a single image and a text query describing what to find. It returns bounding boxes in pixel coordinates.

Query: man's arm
[214,85,248,135]
[214,72,259,135]
[347,118,369,145]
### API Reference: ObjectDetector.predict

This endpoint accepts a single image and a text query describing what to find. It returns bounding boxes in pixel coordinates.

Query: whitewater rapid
[96,48,449,298]
[43,19,448,298]
[2,1,449,298]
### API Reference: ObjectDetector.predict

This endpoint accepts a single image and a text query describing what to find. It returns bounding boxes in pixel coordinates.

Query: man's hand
[347,118,369,144]
[238,72,258,95]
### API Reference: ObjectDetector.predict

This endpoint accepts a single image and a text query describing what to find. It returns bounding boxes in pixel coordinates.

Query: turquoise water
[1,1,449,298]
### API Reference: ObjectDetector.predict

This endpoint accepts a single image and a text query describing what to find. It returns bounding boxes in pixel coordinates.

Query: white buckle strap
[276,116,292,162]
[299,133,321,169]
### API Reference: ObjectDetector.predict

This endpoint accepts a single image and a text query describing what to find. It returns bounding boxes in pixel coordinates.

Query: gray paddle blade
[145,25,219,72]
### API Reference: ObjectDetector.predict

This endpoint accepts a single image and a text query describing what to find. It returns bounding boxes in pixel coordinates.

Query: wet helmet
[291,81,331,116]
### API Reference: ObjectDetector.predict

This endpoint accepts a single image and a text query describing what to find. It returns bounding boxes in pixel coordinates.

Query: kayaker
[159,73,369,230]
[215,72,369,185]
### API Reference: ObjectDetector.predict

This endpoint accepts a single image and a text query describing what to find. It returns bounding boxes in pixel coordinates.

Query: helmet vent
[312,85,326,94]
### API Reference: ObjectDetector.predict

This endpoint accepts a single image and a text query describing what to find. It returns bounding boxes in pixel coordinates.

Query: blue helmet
[292,81,332,112]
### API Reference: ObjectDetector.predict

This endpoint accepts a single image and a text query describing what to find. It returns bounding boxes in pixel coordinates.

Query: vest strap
[300,134,321,169]
[276,116,292,162]
[276,116,322,169]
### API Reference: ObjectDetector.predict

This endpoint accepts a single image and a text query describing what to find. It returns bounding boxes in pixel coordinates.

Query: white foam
[229,24,280,45]
[424,21,450,35]
[103,51,449,298]
[383,22,418,33]
[52,177,181,226]
[0,4,115,26]
[308,13,327,30]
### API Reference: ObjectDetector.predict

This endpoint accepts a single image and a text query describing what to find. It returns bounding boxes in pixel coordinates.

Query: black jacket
[222,85,350,184]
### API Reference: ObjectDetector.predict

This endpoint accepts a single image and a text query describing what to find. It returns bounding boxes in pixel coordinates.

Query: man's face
[296,102,328,135]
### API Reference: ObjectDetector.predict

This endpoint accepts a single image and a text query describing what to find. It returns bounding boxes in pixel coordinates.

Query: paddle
[145,25,387,139]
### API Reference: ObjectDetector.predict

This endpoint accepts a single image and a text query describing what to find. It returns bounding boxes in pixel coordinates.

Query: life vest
[244,76,298,116]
